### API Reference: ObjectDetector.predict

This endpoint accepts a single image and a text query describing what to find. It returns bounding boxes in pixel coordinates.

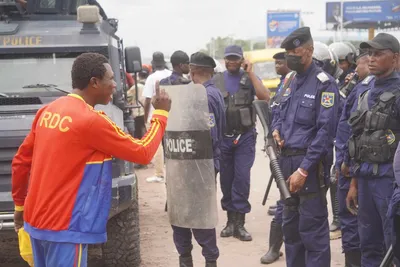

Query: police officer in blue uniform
[213,45,269,242]
[345,33,400,267]
[172,52,225,267]
[260,51,293,264]
[268,51,292,216]
[160,50,191,86]
[335,51,371,267]
[272,27,339,267]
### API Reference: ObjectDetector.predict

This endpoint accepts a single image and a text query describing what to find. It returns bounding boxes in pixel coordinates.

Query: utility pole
[340,0,344,41]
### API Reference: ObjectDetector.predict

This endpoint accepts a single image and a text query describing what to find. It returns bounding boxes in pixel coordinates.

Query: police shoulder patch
[317,72,330,83]
[321,92,335,108]
[209,113,216,127]
[362,75,374,85]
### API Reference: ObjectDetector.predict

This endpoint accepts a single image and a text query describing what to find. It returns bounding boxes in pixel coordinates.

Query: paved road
[0,122,345,267]
[137,123,344,267]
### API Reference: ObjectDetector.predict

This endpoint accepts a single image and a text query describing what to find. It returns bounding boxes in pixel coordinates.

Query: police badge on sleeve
[208,113,216,127]
[321,92,334,108]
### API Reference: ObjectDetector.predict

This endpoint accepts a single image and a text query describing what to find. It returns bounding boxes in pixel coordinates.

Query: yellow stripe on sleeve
[15,206,24,212]
[153,109,169,117]
[94,110,163,147]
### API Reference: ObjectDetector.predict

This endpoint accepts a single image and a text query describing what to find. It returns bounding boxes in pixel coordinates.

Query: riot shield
[164,83,218,229]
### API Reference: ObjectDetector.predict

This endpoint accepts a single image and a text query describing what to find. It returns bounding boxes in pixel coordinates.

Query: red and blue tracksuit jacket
[12,94,168,244]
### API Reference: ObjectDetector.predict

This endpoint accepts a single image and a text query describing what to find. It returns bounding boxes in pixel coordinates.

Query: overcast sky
[97,0,339,59]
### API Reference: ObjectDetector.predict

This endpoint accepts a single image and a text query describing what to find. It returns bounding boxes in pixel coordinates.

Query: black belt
[281,148,307,157]
[224,128,251,137]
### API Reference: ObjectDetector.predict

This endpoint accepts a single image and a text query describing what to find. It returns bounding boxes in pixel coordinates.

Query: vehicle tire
[102,185,140,267]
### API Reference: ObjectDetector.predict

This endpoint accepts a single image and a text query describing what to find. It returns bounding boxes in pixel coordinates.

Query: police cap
[281,27,312,50]
[360,33,400,53]
[171,50,190,66]
[273,52,286,60]
[190,52,216,69]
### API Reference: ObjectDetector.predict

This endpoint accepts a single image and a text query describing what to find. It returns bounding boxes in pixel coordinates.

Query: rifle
[379,245,394,267]
[253,100,294,205]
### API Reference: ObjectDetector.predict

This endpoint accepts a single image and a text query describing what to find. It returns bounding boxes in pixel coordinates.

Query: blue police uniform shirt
[159,72,183,85]
[352,72,400,178]
[277,75,285,92]
[270,75,288,127]
[204,80,226,172]
[223,69,256,96]
[335,76,375,171]
[273,61,339,172]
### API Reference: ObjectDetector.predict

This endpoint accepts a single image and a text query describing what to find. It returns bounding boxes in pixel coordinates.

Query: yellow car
[244,48,284,98]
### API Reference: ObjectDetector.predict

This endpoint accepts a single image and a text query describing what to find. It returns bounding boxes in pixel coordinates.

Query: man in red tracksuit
[12,53,171,267]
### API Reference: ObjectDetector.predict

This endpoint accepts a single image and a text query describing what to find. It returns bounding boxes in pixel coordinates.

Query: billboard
[326,1,400,30]
[266,11,301,48]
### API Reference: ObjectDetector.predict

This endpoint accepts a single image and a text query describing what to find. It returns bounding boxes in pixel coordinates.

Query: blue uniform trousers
[357,176,394,267]
[337,174,360,253]
[281,155,331,267]
[171,226,219,261]
[220,129,256,213]
[30,237,88,267]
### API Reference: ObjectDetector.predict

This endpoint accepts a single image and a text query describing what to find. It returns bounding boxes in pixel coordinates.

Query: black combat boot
[179,255,193,267]
[220,211,236,237]
[329,183,342,240]
[260,220,283,264]
[205,261,217,267]
[234,212,252,241]
[345,250,361,267]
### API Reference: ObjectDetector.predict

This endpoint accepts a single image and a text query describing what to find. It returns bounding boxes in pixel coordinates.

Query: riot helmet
[313,41,343,80]
[344,42,358,65]
[329,42,354,61]
[329,42,356,73]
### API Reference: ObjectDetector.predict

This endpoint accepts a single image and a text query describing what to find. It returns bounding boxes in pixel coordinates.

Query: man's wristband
[297,168,308,177]
[15,206,24,212]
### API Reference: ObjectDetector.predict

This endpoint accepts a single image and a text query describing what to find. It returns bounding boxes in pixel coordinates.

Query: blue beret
[190,52,216,68]
[281,27,312,50]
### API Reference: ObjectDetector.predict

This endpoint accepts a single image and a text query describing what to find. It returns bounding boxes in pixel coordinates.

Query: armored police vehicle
[0,0,142,266]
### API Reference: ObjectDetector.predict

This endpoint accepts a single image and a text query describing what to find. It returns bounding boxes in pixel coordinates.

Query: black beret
[273,52,286,60]
[281,27,312,50]
[171,50,189,66]
[189,52,216,68]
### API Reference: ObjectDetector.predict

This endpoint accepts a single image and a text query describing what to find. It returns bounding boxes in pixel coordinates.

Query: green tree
[202,36,253,59]
[253,41,266,50]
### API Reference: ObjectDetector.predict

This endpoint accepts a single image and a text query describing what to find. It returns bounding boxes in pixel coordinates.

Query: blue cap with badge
[224,45,244,58]
[280,27,313,50]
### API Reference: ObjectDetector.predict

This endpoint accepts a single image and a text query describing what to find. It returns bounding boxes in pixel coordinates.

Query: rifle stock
[253,100,293,204]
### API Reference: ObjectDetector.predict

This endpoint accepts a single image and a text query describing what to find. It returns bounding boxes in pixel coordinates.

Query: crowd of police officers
[136,26,400,267]
[264,27,400,267]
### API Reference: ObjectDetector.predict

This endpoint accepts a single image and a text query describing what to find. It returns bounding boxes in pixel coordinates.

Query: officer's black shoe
[345,250,361,267]
[260,220,283,264]
[220,211,236,237]
[179,255,193,267]
[234,213,252,241]
[205,261,217,267]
